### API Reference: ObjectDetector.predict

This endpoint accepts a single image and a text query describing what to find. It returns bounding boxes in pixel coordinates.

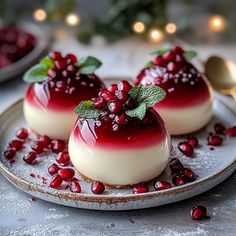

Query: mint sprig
[150,48,172,57]
[23,57,54,83]
[76,56,102,74]
[126,103,147,120]
[74,101,107,119]
[183,50,197,60]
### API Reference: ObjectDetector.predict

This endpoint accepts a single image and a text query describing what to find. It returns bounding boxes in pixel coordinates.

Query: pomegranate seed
[154,55,165,66]
[48,51,62,60]
[167,62,178,72]
[30,173,36,177]
[173,46,183,55]
[108,84,118,93]
[93,97,106,109]
[23,152,37,164]
[117,81,132,92]
[172,175,187,186]
[4,148,16,159]
[225,126,236,137]
[164,52,175,62]
[65,53,77,64]
[16,128,28,139]
[153,180,171,191]
[30,141,44,154]
[181,168,197,182]
[214,123,226,134]
[48,163,60,176]
[207,135,223,146]
[125,98,135,109]
[9,139,24,151]
[58,168,75,181]
[169,158,183,174]
[67,64,77,74]
[56,151,70,166]
[133,184,149,194]
[40,135,51,147]
[188,136,198,148]
[99,89,116,101]
[190,206,207,220]
[115,90,129,102]
[50,175,63,189]
[55,59,67,70]
[178,141,194,157]
[115,113,126,125]
[51,139,65,153]
[56,81,66,90]
[47,68,58,80]
[175,54,184,64]
[107,100,122,114]
[91,181,105,194]
[70,181,81,193]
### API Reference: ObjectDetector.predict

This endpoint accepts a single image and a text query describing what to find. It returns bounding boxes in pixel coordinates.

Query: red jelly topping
[135,47,211,108]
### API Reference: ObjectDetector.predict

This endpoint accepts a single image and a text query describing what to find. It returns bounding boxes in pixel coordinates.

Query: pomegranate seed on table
[214,123,226,134]
[207,135,223,146]
[23,152,37,164]
[93,97,106,109]
[56,151,70,166]
[4,148,16,159]
[178,141,194,157]
[16,128,28,139]
[99,89,116,101]
[117,80,132,92]
[225,126,236,137]
[181,168,197,182]
[172,175,187,186]
[190,206,208,220]
[58,168,75,181]
[30,141,44,154]
[115,90,129,102]
[153,180,172,191]
[169,158,184,174]
[70,181,81,193]
[91,181,105,194]
[50,175,63,189]
[188,136,198,148]
[108,84,118,93]
[107,100,122,114]
[51,139,65,153]
[40,135,51,148]
[133,184,149,194]
[9,139,24,151]
[48,163,60,176]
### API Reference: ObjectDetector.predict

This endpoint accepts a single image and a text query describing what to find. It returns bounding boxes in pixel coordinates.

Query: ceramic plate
[0,22,49,83]
[0,86,235,210]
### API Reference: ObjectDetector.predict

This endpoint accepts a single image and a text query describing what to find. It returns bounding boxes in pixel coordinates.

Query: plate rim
[0,98,235,204]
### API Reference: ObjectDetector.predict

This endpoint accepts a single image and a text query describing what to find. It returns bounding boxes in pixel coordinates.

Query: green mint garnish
[183,50,197,60]
[150,48,172,57]
[74,100,107,119]
[126,103,147,120]
[76,56,102,74]
[23,57,54,83]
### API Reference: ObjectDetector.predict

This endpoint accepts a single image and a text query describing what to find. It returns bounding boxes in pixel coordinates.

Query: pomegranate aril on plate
[40,135,51,147]
[154,180,171,191]
[181,168,197,182]
[16,128,28,139]
[70,181,81,193]
[4,148,16,159]
[190,206,208,220]
[9,139,24,151]
[133,184,149,194]
[178,141,194,157]
[51,139,65,153]
[207,135,223,146]
[58,168,75,181]
[225,126,236,137]
[91,181,105,194]
[172,175,187,186]
[169,158,184,174]
[48,163,60,176]
[188,136,198,148]
[30,141,44,154]
[107,100,122,114]
[214,123,226,134]
[50,175,63,189]
[23,152,37,164]
[56,151,70,166]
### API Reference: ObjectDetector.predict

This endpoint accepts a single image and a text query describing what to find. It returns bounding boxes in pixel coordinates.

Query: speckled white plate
[0,94,235,210]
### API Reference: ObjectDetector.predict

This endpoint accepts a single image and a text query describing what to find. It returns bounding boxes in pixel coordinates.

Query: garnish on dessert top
[74,81,165,121]
[23,51,102,83]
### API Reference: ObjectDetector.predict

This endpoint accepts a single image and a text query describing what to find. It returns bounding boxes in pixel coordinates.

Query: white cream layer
[24,101,77,140]
[68,134,171,186]
[156,99,213,135]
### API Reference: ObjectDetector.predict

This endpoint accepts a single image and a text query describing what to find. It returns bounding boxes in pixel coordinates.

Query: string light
[65,13,80,26]
[132,21,146,34]
[149,28,164,43]
[165,23,177,34]
[33,9,47,22]
[209,15,226,32]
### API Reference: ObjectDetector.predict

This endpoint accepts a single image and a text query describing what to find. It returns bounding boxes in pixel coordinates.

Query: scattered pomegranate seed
[30,173,36,178]
[93,97,106,109]
[58,168,75,181]
[181,168,197,182]
[178,141,194,157]
[225,126,236,137]
[40,135,51,148]
[108,84,118,93]
[48,163,60,176]
[51,139,65,153]
[9,139,24,151]
[190,206,208,220]
[133,184,149,194]
[91,181,105,194]
[23,152,37,164]
[172,175,187,186]
[16,128,28,139]
[207,135,223,146]
[214,123,226,134]
[188,136,198,148]
[31,197,37,202]
[70,181,81,193]
[117,80,132,92]
[50,175,63,189]
[169,158,184,174]
[30,141,44,154]
[4,148,16,159]
[56,151,70,166]
[107,100,122,114]
[9,159,15,167]
[154,180,171,191]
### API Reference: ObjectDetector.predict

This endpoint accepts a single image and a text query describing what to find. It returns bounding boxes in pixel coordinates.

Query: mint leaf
[76,56,102,74]
[151,48,172,57]
[74,100,107,119]
[129,86,140,101]
[126,103,147,120]
[146,61,154,68]
[23,64,49,83]
[184,50,197,60]
[40,57,54,69]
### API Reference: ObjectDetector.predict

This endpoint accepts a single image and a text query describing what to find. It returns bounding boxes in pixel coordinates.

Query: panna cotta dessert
[23,52,105,140]
[135,46,213,135]
[69,81,171,187]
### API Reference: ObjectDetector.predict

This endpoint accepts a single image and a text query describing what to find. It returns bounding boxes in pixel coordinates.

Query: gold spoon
[205,56,236,101]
